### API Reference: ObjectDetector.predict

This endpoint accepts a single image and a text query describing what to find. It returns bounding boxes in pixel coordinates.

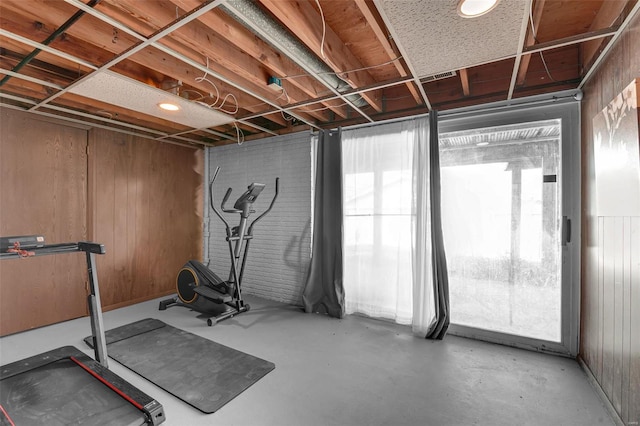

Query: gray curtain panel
[302,129,345,318]
[425,111,450,339]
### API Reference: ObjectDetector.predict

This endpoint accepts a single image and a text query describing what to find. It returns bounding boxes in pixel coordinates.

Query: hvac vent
[420,71,457,83]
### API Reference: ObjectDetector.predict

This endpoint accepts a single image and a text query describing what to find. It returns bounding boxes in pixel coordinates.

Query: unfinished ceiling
[0,0,638,148]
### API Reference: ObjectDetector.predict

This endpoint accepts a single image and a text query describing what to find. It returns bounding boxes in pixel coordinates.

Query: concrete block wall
[206,131,312,305]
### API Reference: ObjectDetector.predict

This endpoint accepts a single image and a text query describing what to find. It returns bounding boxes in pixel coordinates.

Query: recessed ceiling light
[477,142,489,146]
[69,71,235,128]
[158,102,180,111]
[457,0,500,18]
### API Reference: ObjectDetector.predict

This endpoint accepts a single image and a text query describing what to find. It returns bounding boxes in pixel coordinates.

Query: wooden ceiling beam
[580,0,628,74]
[0,71,55,100]
[165,0,350,119]
[0,2,294,129]
[258,0,383,113]
[0,15,110,73]
[97,0,330,123]
[158,35,330,123]
[0,72,196,137]
[0,0,616,138]
[522,26,620,55]
[1,1,285,134]
[516,0,546,86]
[1,45,83,81]
[0,57,225,135]
[100,0,343,120]
[459,68,470,96]
[122,48,292,127]
[353,0,422,105]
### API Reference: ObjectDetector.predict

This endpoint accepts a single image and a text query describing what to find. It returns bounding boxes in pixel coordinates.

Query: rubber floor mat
[85,318,274,413]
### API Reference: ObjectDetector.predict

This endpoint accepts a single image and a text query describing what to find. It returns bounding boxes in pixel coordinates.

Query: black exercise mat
[84,318,275,414]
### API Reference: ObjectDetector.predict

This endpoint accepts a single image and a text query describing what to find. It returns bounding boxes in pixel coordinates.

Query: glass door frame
[438,100,581,357]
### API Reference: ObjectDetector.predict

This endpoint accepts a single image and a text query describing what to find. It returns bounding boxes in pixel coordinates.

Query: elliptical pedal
[193,285,232,304]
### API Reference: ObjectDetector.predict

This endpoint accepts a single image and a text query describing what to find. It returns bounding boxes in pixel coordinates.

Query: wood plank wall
[0,108,88,335]
[88,128,203,309]
[580,10,640,425]
[0,108,203,336]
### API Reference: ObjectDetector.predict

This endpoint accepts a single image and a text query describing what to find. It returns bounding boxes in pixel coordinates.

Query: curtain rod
[316,88,582,134]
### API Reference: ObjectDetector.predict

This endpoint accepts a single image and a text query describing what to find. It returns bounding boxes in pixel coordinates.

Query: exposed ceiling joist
[579,0,640,89]
[0,0,635,146]
[508,0,534,99]
[352,0,422,105]
[516,0,546,86]
[523,26,620,55]
[459,68,470,97]
[59,0,321,130]
[258,0,383,114]
[580,0,628,73]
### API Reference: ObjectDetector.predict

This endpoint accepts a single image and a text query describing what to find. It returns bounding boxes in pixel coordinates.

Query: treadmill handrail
[0,238,109,368]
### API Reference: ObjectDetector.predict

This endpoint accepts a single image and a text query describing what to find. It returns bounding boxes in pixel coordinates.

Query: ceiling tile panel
[378,0,527,78]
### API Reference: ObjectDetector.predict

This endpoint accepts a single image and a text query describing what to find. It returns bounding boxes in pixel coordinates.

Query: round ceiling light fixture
[457,0,500,18]
[158,102,180,111]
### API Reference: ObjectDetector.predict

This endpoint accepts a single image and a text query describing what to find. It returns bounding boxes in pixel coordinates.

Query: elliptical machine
[159,167,279,326]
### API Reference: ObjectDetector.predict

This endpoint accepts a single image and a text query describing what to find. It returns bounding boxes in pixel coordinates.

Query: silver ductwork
[221,0,368,108]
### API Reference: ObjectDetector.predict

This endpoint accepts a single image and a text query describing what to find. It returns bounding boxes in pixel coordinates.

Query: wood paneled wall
[0,108,88,335]
[88,128,203,309]
[0,109,203,336]
[580,10,640,425]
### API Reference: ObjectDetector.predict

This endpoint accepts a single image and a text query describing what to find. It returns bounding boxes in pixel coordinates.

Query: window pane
[440,119,562,342]
[344,172,374,215]
[342,123,414,325]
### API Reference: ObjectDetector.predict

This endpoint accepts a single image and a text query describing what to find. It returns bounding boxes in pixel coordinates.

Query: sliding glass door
[439,102,580,355]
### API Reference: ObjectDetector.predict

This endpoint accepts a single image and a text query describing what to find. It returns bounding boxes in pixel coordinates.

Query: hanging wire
[181,89,206,101]
[217,93,239,114]
[233,122,245,145]
[314,0,327,60]
[275,85,291,104]
[194,57,240,113]
[281,111,295,121]
[529,1,557,82]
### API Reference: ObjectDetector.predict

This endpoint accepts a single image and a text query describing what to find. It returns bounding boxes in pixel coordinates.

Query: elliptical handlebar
[210,167,231,231]
[248,177,279,233]
[220,188,238,213]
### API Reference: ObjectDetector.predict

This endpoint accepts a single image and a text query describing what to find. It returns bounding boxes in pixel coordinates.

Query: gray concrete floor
[0,295,614,426]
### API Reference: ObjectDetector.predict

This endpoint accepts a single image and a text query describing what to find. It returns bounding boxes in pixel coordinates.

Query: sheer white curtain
[342,118,435,334]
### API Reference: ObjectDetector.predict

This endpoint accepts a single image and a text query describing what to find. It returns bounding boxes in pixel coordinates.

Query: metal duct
[221,0,368,109]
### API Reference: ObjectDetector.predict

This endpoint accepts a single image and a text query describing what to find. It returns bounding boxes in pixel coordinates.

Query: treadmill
[0,236,165,425]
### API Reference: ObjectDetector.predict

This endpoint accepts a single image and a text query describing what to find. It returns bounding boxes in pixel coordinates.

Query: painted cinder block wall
[206,131,313,305]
